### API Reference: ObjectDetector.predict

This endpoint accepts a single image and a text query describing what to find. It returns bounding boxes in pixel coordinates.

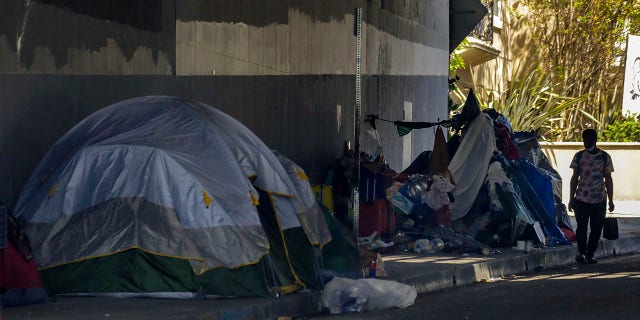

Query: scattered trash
[432,238,445,251]
[357,232,377,244]
[368,259,377,278]
[359,251,388,278]
[414,239,432,253]
[321,277,417,314]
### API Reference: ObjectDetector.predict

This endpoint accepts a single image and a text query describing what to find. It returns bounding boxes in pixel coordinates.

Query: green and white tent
[13,96,332,298]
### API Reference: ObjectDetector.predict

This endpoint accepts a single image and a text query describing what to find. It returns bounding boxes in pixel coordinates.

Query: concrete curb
[214,292,322,320]
[244,236,640,319]
[394,236,640,295]
[198,236,640,319]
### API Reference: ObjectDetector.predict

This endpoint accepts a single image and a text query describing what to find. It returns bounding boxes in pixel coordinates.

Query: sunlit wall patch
[336,104,342,132]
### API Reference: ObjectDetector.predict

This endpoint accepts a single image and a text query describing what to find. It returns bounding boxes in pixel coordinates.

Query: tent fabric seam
[267,192,306,289]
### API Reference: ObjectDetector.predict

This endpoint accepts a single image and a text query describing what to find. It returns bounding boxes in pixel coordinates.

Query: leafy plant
[449,39,468,76]
[519,0,640,138]
[602,113,640,142]
[448,76,462,112]
[475,69,591,141]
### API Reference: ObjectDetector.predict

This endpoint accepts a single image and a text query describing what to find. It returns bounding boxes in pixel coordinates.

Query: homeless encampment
[360,89,571,251]
[12,96,343,298]
[445,95,570,247]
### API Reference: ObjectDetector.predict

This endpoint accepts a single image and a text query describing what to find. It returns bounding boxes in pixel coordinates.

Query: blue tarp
[517,159,556,225]
[502,157,570,246]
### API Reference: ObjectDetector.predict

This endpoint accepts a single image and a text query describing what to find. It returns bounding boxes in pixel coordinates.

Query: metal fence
[470,1,493,43]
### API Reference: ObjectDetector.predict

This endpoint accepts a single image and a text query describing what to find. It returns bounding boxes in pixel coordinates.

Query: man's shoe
[586,256,597,264]
[575,254,587,264]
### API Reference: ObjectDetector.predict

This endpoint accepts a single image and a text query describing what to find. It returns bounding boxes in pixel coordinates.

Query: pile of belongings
[361,89,572,255]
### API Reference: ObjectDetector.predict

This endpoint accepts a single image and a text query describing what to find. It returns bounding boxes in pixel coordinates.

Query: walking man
[568,129,614,264]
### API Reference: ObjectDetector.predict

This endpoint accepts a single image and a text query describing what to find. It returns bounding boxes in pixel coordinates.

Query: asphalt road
[314,253,640,320]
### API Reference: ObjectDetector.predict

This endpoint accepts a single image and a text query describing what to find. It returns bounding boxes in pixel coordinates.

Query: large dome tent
[13,96,332,298]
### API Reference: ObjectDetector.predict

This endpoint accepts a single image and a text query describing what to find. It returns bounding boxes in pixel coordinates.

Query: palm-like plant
[469,70,593,141]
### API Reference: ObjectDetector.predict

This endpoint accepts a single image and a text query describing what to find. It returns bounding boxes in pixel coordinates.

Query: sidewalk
[606,200,640,216]
[5,210,640,320]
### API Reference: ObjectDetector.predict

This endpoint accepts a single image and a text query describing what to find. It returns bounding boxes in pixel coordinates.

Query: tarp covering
[515,131,573,230]
[500,158,570,246]
[381,104,572,249]
[517,159,555,225]
[14,96,331,276]
[448,114,497,220]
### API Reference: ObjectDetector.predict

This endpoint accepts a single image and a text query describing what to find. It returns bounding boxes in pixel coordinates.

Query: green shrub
[602,113,640,142]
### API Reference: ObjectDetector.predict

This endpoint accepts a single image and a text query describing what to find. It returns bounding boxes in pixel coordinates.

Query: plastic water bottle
[431,238,445,251]
[414,239,432,253]
[369,259,376,278]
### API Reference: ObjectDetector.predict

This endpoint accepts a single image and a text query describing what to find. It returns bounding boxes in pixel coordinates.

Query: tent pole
[352,7,362,241]
[265,254,282,298]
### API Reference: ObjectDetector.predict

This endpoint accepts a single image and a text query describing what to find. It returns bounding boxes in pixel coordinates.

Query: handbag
[602,215,619,240]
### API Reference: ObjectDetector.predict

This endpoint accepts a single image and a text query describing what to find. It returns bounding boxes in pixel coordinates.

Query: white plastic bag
[321,277,417,314]
[363,278,417,310]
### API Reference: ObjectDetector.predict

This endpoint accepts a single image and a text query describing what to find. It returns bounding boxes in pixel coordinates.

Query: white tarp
[448,114,497,220]
[14,96,330,273]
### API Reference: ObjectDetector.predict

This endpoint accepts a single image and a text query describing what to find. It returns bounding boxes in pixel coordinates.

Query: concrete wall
[176,1,449,76]
[541,142,640,202]
[0,0,451,207]
[0,0,176,74]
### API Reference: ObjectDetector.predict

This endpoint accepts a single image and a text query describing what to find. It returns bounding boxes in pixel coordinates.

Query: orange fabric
[430,126,451,178]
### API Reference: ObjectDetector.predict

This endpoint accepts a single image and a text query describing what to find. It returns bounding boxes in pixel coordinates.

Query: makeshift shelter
[445,106,569,246]
[515,131,573,231]
[13,96,332,298]
[448,113,497,220]
[365,89,570,249]
[1,203,48,307]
